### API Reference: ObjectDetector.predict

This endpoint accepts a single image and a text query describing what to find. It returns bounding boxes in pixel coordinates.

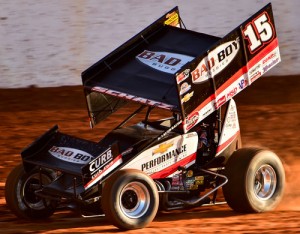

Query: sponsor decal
[181,91,194,103]
[250,71,262,83]
[215,95,226,109]
[121,147,133,157]
[226,87,238,99]
[164,11,180,27]
[249,64,261,76]
[84,155,123,189]
[186,112,199,131]
[91,86,175,111]
[88,148,113,177]
[157,120,183,141]
[202,107,213,119]
[136,50,194,74]
[248,63,262,82]
[153,142,173,155]
[263,51,277,64]
[192,38,240,83]
[180,82,191,95]
[123,134,198,178]
[238,78,248,90]
[49,146,93,164]
[176,69,190,84]
[142,144,187,171]
[263,57,280,74]
[225,104,238,129]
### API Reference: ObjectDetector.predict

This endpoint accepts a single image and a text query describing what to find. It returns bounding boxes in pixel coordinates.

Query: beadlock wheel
[5,164,56,219]
[101,169,159,230]
[223,148,285,213]
[254,164,277,200]
[120,181,150,219]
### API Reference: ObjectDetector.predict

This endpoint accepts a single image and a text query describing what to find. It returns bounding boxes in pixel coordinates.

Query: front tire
[223,148,285,213]
[101,169,159,230]
[5,164,56,219]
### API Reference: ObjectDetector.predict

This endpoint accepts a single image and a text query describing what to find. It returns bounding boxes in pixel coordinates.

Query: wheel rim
[253,164,277,200]
[119,181,150,219]
[21,173,52,210]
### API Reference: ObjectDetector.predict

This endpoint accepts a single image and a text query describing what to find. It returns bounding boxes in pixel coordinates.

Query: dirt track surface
[1,75,300,233]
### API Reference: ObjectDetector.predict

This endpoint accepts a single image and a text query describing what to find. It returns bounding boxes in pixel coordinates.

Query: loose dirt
[1,75,300,233]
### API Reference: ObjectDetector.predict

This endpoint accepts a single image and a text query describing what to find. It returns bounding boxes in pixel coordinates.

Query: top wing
[81,4,280,130]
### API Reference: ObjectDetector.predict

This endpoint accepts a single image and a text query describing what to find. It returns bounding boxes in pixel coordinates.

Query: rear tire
[223,148,285,213]
[5,164,56,219]
[101,169,159,230]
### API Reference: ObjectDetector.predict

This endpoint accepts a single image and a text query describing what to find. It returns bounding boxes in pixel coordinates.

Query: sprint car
[5,3,285,230]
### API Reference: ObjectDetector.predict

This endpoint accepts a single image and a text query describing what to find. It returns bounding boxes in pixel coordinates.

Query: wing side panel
[179,3,280,132]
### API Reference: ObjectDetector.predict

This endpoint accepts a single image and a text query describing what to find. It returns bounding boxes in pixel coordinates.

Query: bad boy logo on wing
[49,146,93,164]
[136,50,194,74]
[192,38,240,83]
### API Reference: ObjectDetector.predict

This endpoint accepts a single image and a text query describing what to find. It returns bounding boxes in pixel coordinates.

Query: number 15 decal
[243,11,275,54]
